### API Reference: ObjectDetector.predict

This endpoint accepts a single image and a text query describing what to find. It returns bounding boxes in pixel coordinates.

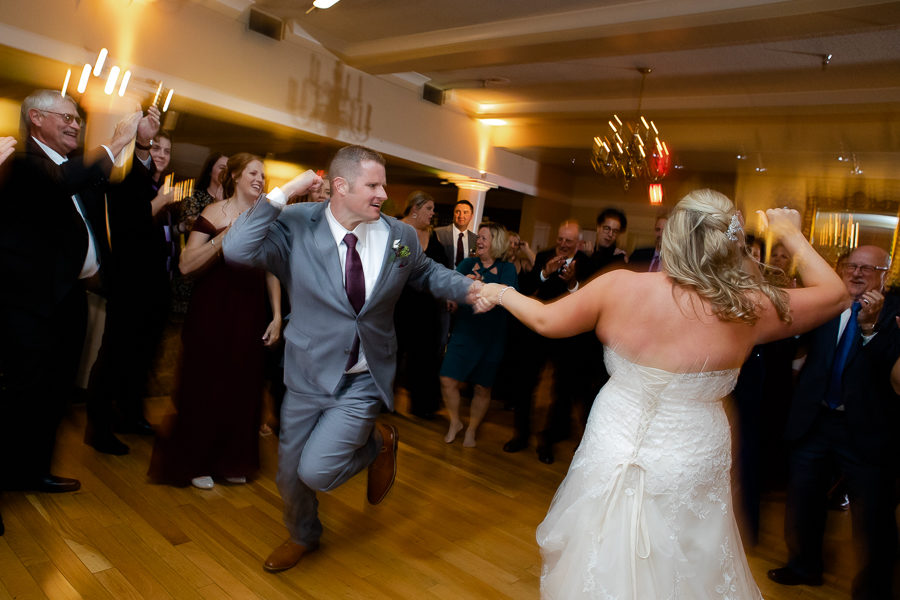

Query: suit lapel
[310,203,351,309]
[367,216,401,303]
[821,315,842,370]
[844,310,867,368]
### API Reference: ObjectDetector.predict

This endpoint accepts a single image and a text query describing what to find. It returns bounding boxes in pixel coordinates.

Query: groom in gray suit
[224,145,478,572]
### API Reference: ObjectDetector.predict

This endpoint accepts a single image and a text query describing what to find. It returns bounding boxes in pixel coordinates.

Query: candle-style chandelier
[591,67,671,190]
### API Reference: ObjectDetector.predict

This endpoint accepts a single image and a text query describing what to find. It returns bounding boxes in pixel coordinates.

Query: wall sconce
[649,183,663,205]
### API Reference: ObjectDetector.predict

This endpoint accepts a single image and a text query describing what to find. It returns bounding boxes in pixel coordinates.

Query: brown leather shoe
[263,539,318,573]
[367,423,398,505]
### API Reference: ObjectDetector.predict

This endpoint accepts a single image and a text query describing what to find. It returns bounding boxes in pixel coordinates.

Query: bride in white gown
[476,190,849,599]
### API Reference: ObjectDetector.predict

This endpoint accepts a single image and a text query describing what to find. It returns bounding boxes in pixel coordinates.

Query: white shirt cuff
[100,144,115,163]
[266,187,287,208]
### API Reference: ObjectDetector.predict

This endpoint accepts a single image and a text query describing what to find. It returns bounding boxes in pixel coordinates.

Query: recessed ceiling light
[313,0,341,8]
[478,118,507,126]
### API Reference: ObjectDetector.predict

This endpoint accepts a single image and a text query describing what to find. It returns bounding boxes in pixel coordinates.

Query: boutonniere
[391,239,411,261]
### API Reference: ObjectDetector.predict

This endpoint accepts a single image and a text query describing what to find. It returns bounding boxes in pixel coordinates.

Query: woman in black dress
[394,191,451,419]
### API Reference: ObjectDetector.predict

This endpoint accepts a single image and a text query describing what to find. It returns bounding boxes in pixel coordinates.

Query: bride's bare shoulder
[588,268,665,290]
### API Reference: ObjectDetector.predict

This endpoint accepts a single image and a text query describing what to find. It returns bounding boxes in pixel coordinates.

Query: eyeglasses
[42,110,84,126]
[600,226,621,235]
[842,262,888,275]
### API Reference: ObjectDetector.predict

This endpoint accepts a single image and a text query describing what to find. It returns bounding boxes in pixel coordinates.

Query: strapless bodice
[604,347,740,405]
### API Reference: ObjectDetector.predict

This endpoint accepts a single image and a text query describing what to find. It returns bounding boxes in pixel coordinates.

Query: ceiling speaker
[249,8,284,41]
[423,83,445,105]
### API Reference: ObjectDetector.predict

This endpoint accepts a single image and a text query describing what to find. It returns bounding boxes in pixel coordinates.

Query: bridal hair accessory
[725,214,742,242]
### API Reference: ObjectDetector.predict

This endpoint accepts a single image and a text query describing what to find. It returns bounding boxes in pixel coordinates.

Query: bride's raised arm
[752,208,848,343]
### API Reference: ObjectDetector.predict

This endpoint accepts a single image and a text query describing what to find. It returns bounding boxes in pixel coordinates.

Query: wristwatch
[135,139,153,150]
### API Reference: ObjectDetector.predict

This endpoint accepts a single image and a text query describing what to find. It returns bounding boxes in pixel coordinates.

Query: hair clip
[726,214,742,242]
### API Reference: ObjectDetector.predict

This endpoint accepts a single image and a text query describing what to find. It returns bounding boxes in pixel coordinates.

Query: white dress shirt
[324,204,388,373]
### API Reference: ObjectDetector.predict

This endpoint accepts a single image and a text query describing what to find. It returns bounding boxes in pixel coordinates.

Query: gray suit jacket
[435,224,477,266]
[224,199,471,409]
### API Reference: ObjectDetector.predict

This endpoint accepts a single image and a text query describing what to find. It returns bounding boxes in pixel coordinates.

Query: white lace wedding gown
[537,348,762,599]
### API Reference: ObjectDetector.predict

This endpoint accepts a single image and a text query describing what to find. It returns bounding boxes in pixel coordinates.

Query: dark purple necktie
[456,232,464,266]
[343,233,364,368]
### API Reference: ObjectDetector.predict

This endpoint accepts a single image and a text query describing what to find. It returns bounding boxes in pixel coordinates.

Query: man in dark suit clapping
[503,220,594,463]
[768,245,900,599]
[0,90,156,493]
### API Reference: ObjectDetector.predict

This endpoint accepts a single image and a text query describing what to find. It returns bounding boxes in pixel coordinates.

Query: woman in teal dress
[440,222,517,447]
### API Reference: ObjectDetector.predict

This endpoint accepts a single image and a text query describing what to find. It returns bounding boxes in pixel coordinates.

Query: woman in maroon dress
[150,154,282,489]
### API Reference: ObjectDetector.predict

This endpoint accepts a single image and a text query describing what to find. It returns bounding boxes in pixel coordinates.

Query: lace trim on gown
[537,347,762,600]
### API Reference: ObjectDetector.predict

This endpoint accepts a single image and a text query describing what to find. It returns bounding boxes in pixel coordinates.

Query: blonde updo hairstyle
[661,189,790,324]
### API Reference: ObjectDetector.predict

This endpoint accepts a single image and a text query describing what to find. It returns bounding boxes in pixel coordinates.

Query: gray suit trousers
[277,372,382,545]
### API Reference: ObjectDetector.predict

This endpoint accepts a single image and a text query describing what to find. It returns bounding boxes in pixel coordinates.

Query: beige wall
[0,0,551,196]
[15,0,891,255]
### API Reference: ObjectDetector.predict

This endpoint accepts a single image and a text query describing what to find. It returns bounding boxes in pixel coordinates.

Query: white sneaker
[224,476,247,484]
[191,476,214,489]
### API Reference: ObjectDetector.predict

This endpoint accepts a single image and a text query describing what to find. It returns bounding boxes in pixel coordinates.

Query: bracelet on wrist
[497,286,512,306]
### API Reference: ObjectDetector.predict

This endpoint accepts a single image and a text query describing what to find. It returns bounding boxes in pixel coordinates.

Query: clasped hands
[468,280,509,314]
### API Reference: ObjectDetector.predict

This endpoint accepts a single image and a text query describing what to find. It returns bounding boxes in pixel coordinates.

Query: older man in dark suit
[0,90,155,493]
[503,220,595,463]
[768,245,899,599]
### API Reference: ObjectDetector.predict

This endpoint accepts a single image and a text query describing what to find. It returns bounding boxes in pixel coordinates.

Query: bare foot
[463,430,477,448]
[444,421,464,443]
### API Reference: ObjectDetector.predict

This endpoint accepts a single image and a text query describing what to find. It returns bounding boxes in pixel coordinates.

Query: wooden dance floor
[0,353,863,599]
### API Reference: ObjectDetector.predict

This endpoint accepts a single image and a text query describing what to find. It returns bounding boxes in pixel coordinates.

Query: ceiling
[252,0,900,181]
